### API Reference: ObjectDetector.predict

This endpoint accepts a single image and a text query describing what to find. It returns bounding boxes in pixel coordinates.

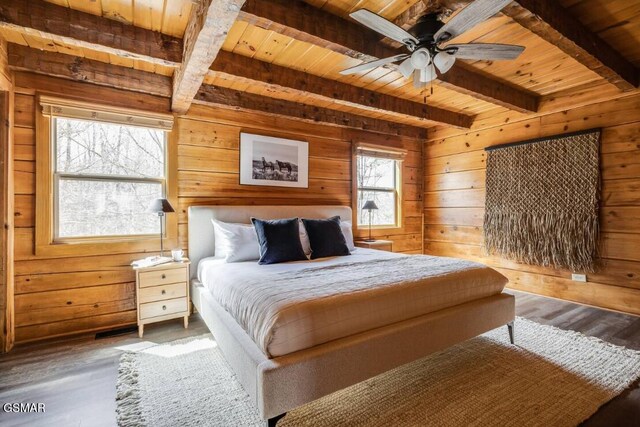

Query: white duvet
[198,249,508,357]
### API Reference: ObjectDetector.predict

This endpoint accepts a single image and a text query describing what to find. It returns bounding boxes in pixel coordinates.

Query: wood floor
[1,290,639,427]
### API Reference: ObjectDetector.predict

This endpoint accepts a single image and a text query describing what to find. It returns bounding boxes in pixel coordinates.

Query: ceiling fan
[340,0,525,88]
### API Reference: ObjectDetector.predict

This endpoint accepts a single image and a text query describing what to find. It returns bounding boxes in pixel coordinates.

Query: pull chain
[423,80,434,104]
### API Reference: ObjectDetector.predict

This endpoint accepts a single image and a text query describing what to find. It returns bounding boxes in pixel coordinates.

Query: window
[35,96,175,255]
[54,118,166,239]
[355,145,404,227]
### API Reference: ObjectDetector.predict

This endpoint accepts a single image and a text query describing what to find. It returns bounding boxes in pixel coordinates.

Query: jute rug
[116,317,640,427]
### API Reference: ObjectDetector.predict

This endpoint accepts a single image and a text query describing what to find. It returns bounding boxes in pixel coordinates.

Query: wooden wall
[176,105,424,254]
[0,38,10,89]
[10,72,423,344]
[423,93,640,315]
[12,73,172,343]
[1,36,14,353]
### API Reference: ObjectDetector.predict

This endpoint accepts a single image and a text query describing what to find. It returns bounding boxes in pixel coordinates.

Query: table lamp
[362,200,378,242]
[147,198,174,257]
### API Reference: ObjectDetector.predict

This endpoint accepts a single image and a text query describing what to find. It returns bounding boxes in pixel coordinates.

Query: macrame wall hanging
[483,129,601,272]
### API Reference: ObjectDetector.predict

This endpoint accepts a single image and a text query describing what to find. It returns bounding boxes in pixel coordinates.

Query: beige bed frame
[188,205,515,426]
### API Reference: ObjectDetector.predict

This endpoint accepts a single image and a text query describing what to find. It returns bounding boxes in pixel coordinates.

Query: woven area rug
[116,317,640,427]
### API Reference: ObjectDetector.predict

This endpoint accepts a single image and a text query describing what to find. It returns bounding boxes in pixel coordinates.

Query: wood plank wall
[0,37,6,352]
[10,73,423,344]
[423,93,640,315]
[0,39,10,88]
[0,36,14,353]
[176,106,424,254]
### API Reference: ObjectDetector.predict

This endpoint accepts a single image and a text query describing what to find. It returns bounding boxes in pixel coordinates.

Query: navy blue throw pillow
[301,216,351,260]
[251,217,308,265]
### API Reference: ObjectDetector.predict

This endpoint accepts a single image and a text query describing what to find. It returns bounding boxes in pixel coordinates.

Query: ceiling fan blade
[350,9,419,46]
[447,43,525,60]
[434,0,512,44]
[339,54,408,75]
[398,57,414,79]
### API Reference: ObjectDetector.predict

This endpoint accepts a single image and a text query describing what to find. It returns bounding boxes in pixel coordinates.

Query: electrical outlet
[571,273,587,282]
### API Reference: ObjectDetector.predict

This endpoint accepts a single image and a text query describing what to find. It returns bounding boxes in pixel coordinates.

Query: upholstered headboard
[187,205,352,279]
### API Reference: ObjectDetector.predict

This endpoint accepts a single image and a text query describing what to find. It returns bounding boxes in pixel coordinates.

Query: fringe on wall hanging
[483,129,601,272]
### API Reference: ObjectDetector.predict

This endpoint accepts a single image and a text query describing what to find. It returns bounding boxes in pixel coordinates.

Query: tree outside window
[54,118,166,239]
[356,155,400,226]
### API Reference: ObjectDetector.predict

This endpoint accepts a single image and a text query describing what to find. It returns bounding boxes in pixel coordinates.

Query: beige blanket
[211,255,508,357]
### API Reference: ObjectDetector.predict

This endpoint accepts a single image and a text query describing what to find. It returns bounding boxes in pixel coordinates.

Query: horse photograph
[240,132,308,188]
[251,140,299,182]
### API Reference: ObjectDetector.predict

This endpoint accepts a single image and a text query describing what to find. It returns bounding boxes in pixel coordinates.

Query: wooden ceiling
[1,0,638,137]
[42,0,194,37]
[560,0,640,67]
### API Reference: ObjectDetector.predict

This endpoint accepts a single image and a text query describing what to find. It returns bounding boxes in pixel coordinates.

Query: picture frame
[239,132,309,188]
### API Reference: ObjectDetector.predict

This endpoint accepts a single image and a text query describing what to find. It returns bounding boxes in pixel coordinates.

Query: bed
[188,205,515,426]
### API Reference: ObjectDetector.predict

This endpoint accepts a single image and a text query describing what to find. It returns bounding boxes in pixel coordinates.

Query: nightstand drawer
[139,297,188,319]
[139,282,187,304]
[139,267,186,288]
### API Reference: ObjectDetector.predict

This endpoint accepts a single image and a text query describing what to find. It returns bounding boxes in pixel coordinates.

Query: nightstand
[354,239,393,252]
[134,260,190,338]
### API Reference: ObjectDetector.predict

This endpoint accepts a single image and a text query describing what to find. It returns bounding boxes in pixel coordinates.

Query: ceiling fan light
[434,51,456,74]
[410,48,431,69]
[422,63,437,82]
[398,58,414,78]
[413,69,424,89]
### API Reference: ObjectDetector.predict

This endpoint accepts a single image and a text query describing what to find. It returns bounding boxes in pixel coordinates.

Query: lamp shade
[362,200,378,211]
[434,51,456,74]
[147,198,175,214]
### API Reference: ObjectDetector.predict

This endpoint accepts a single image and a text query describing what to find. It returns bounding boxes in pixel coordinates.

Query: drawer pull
[162,305,167,310]
[161,290,166,295]
[161,274,166,279]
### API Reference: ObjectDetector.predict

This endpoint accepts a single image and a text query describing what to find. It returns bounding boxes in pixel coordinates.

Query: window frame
[51,116,168,242]
[35,95,177,257]
[352,144,405,231]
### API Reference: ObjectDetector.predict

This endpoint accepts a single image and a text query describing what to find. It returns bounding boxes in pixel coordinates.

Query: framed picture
[239,132,309,188]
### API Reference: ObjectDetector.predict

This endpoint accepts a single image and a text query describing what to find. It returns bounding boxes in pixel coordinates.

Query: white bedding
[198,247,400,282]
[198,249,508,357]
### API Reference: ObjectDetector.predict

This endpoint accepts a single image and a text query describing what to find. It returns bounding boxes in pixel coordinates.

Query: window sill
[356,225,401,230]
[53,234,158,245]
[35,236,178,258]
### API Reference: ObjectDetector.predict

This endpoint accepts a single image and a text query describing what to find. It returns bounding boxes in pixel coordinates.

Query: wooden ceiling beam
[393,0,442,31]
[210,50,473,129]
[194,84,428,139]
[238,0,538,113]
[380,1,444,48]
[5,42,427,138]
[238,0,392,62]
[172,0,245,114]
[0,0,182,67]
[436,0,639,91]
[7,44,172,98]
[505,0,639,91]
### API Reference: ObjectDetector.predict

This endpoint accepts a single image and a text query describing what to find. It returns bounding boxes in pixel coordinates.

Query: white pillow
[298,219,312,258]
[211,219,260,262]
[340,220,356,252]
[299,218,356,255]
